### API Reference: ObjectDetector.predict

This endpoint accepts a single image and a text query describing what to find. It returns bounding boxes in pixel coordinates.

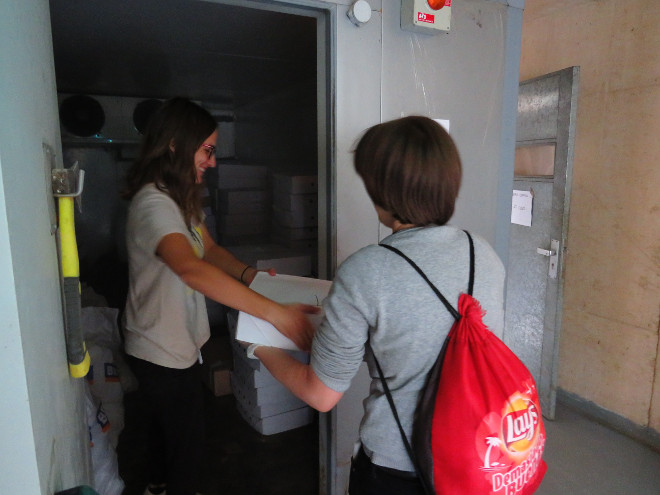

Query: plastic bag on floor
[82,306,138,393]
[84,383,125,495]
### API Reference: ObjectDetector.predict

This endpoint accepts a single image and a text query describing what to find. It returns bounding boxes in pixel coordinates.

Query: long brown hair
[354,116,462,226]
[123,97,217,226]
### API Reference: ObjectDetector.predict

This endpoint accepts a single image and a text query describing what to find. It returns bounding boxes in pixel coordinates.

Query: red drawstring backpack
[376,231,547,494]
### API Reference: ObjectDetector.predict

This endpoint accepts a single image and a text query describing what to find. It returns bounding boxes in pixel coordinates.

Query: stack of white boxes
[211,163,271,245]
[228,313,315,435]
[225,243,312,277]
[271,173,318,252]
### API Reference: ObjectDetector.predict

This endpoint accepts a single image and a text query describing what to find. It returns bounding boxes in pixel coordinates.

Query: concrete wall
[520,0,660,431]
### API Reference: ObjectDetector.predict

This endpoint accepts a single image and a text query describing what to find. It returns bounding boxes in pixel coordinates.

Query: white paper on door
[236,272,332,351]
[511,189,533,227]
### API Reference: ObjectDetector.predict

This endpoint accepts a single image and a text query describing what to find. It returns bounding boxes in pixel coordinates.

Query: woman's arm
[200,224,271,285]
[254,346,343,412]
[157,232,316,350]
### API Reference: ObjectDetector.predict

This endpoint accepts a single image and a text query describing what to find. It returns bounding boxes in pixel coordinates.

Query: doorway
[48,0,334,493]
[504,67,579,420]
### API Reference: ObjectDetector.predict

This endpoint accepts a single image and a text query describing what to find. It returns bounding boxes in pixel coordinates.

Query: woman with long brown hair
[123,97,316,495]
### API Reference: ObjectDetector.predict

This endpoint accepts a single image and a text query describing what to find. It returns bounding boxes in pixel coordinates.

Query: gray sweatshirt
[311,225,505,472]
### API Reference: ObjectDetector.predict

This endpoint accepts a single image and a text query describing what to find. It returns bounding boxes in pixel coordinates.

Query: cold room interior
[49,0,327,492]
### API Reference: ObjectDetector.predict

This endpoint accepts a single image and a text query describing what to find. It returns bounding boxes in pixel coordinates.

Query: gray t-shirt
[311,225,505,472]
[124,183,210,369]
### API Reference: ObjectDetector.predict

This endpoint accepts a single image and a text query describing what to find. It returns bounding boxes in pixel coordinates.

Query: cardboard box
[214,164,268,190]
[272,190,317,213]
[271,223,317,241]
[208,368,232,397]
[235,399,314,435]
[217,211,270,229]
[255,255,311,277]
[232,353,279,388]
[216,213,269,236]
[201,336,233,397]
[235,393,307,419]
[231,369,296,406]
[272,174,318,195]
[235,273,331,351]
[215,188,270,209]
[229,326,310,373]
[272,237,317,251]
[224,244,314,276]
[217,198,269,215]
[273,206,318,228]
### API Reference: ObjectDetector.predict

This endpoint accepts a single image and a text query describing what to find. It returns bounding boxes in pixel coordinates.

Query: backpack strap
[370,230,475,493]
[466,230,475,296]
[371,354,433,493]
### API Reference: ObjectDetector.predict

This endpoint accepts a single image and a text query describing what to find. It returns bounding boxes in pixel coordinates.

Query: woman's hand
[242,266,276,285]
[271,303,321,351]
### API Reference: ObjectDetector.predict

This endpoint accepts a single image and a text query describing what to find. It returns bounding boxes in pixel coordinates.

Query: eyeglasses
[201,144,216,160]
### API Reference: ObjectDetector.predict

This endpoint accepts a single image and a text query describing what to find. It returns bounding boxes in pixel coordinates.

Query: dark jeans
[348,447,426,495]
[128,356,204,495]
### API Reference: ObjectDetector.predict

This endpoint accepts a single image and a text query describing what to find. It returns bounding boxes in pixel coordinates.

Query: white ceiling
[49,0,317,108]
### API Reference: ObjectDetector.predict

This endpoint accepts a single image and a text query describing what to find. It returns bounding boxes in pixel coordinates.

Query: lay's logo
[475,383,546,494]
[503,402,539,449]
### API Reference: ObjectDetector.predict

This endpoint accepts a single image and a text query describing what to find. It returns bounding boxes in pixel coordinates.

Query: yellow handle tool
[53,166,90,378]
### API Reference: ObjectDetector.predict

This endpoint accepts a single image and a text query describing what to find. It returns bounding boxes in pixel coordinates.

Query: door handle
[536,248,555,257]
[537,239,560,279]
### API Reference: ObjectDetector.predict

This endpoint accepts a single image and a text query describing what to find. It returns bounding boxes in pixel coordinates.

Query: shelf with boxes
[204,164,319,253]
[202,164,320,328]
[206,163,272,246]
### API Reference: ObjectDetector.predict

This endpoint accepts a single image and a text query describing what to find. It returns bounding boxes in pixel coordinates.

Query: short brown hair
[354,116,462,226]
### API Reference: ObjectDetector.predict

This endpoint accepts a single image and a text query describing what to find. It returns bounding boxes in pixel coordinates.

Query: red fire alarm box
[401,0,452,34]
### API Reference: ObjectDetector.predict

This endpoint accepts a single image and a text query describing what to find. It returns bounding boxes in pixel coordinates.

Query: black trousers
[128,356,204,495]
[348,447,426,495]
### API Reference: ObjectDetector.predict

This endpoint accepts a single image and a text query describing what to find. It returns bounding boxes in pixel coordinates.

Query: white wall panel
[0,0,91,493]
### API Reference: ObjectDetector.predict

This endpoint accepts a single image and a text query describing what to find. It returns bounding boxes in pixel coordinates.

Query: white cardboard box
[235,392,307,419]
[272,238,317,251]
[216,188,270,208]
[272,206,318,228]
[214,164,268,190]
[255,255,311,277]
[217,214,269,236]
[232,352,279,388]
[231,369,297,406]
[217,212,270,229]
[236,273,331,350]
[225,244,314,276]
[272,190,317,213]
[217,200,269,215]
[235,398,314,435]
[272,174,318,194]
[271,223,317,241]
[229,315,310,371]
